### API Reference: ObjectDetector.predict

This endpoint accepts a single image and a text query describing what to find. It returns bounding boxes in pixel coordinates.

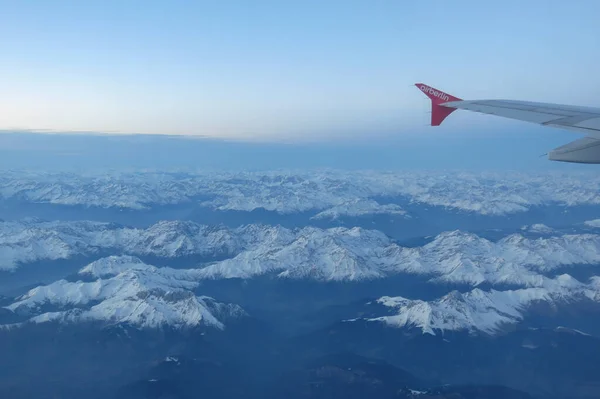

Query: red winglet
[415,83,462,126]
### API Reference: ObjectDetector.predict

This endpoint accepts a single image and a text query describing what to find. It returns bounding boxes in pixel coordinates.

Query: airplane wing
[415,83,600,164]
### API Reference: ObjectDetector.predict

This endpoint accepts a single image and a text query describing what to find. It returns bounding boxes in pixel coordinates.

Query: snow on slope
[193,228,600,284]
[367,274,600,335]
[0,171,198,210]
[2,220,600,286]
[79,255,154,278]
[521,224,555,234]
[198,227,394,281]
[585,219,600,228]
[4,256,600,332]
[390,230,600,286]
[0,219,290,271]
[2,169,600,215]
[5,256,245,329]
[311,199,407,220]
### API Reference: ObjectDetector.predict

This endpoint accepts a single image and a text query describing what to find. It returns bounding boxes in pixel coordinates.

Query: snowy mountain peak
[584,219,600,228]
[197,225,395,281]
[366,275,600,336]
[311,198,407,220]
[2,218,600,287]
[79,255,147,278]
[4,256,245,329]
[521,224,555,234]
[4,169,600,215]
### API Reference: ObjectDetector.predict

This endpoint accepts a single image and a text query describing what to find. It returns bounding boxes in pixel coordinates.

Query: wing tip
[415,83,462,126]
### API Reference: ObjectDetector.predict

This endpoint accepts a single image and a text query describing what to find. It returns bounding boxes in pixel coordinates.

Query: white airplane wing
[415,83,600,164]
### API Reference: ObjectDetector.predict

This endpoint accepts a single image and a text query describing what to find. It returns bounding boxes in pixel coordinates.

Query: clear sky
[1,0,599,141]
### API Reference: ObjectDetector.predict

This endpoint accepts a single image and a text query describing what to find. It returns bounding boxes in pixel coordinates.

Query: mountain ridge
[2,220,600,290]
[3,169,600,216]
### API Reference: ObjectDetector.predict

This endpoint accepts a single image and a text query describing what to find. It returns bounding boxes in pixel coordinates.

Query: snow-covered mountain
[391,230,600,286]
[197,227,394,281]
[4,256,245,329]
[7,254,600,335]
[2,169,600,215]
[0,219,290,270]
[197,228,600,285]
[521,224,555,234]
[364,274,600,335]
[311,199,407,220]
[585,219,600,228]
[3,219,600,287]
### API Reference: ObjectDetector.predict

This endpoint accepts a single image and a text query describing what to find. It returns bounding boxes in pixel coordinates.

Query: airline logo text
[420,85,450,102]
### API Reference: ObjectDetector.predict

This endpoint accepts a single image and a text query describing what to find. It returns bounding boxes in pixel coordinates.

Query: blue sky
[0,0,599,141]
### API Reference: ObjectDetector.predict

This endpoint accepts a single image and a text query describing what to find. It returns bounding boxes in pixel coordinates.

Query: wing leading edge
[415,83,600,164]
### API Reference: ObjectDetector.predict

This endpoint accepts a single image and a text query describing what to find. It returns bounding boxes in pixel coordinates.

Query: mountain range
[4,256,246,329]
[4,254,600,339]
[362,274,600,335]
[2,168,600,398]
[2,169,600,215]
[3,219,600,289]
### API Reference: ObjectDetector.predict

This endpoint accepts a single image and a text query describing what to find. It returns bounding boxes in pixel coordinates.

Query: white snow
[555,326,591,336]
[521,224,555,234]
[585,219,600,228]
[368,274,600,335]
[2,169,600,216]
[1,231,599,333]
[311,199,407,220]
[0,220,287,271]
[5,256,245,329]
[79,255,150,278]
[522,344,538,349]
[198,227,394,281]
[390,230,600,286]
[2,220,600,287]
